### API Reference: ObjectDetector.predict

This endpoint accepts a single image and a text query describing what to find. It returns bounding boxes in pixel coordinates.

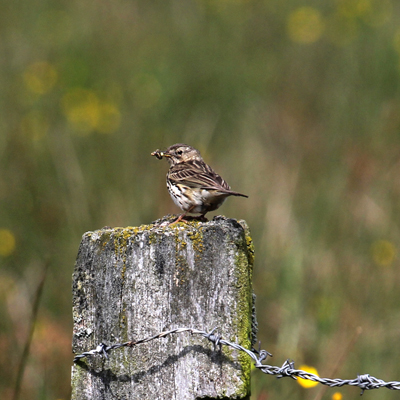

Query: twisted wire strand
[73,327,400,394]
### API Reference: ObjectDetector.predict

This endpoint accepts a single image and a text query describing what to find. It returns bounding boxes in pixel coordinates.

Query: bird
[151,143,248,223]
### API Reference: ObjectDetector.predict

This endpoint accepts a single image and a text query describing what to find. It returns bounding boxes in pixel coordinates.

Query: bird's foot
[168,214,208,225]
[168,213,187,225]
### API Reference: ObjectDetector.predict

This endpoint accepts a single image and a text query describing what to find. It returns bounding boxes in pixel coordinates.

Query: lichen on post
[71,216,256,400]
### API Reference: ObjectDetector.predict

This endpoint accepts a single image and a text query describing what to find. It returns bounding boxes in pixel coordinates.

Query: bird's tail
[203,186,248,198]
[229,191,248,198]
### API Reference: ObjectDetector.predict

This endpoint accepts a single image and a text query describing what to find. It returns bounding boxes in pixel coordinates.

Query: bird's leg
[168,205,196,225]
[169,213,187,225]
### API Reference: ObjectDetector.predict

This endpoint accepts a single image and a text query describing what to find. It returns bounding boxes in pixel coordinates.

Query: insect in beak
[151,150,166,160]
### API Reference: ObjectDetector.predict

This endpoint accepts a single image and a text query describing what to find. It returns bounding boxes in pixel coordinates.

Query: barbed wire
[73,326,400,394]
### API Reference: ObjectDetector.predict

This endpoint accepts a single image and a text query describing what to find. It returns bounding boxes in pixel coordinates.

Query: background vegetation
[1,0,400,399]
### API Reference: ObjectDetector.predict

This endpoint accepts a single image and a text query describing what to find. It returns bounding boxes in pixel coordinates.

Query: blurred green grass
[1,0,400,399]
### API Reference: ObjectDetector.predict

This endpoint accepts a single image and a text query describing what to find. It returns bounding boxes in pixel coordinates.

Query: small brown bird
[151,143,248,223]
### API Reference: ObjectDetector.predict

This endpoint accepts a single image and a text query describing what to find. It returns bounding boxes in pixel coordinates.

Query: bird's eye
[176,150,183,156]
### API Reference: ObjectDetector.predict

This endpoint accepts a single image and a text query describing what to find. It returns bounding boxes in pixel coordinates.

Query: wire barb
[73,327,400,394]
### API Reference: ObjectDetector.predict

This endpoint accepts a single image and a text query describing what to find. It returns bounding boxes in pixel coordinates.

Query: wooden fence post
[71,216,256,400]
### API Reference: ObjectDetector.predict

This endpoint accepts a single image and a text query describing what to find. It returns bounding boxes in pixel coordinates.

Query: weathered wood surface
[71,216,256,400]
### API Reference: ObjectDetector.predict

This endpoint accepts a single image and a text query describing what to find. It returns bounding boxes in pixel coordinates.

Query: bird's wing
[168,160,231,192]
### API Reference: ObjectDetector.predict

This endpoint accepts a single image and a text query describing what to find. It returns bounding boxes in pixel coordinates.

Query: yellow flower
[297,364,319,388]
[287,7,325,44]
[371,240,396,267]
[0,229,16,257]
[61,88,121,134]
[23,61,57,95]
[332,392,343,400]
[61,88,100,134]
